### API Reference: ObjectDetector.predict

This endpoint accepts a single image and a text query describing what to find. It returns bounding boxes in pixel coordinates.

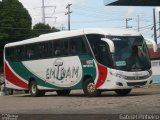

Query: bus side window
[38,42,53,59]
[37,43,43,58]
[25,44,37,60]
[62,39,69,56]
[69,36,87,55]
[53,39,69,57]
[26,49,33,59]
[5,47,15,61]
[70,40,77,55]
[15,46,25,61]
[54,41,62,57]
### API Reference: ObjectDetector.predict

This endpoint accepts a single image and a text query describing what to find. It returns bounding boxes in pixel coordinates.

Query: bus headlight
[110,71,127,79]
[116,74,127,79]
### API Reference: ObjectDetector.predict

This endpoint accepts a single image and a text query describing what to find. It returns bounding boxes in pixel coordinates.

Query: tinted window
[111,36,151,71]
[54,40,62,57]
[69,36,87,55]
[5,36,89,62]
[25,44,37,60]
[53,39,69,56]
[6,46,25,61]
[37,42,53,58]
[5,47,15,61]
[15,46,25,61]
[87,34,113,67]
[62,39,69,56]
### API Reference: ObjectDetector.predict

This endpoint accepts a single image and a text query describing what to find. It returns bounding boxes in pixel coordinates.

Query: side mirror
[101,38,115,53]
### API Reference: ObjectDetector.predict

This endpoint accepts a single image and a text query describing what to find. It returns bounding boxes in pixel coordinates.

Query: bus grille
[127,81,147,86]
[125,75,150,80]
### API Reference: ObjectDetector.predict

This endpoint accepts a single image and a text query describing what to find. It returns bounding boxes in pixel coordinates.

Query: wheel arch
[28,77,37,89]
[82,74,94,86]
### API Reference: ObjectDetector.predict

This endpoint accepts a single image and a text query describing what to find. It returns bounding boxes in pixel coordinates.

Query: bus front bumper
[97,72,153,90]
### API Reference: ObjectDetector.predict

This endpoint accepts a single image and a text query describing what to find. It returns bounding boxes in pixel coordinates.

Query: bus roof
[5,28,141,47]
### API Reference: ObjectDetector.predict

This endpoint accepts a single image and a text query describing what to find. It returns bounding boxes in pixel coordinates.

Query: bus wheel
[56,90,71,96]
[115,89,132,96]
[83,79,101,97]
[29,81,41,97]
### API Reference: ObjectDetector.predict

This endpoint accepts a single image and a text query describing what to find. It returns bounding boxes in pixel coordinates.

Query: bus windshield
[109,36,151,71]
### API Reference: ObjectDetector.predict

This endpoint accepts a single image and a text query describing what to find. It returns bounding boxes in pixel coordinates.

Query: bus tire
[29,81,41,97]
[56,90,71,96]
[83,78,101,97]
[115,89,132,96]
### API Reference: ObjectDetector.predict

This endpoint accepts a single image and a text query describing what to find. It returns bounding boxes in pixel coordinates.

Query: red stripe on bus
[96,64,108,89]
[5,62,28,89]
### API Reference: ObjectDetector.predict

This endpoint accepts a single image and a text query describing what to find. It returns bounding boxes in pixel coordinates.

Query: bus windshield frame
[107,36,151,71]
[87,34,151,71]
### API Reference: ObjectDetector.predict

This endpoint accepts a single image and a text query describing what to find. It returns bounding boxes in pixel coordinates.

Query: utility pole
[65,4,72,31]
[126,18,132,29]
[153,8,157,44]
[159,11,160,38]
[138,15,140,32]
[41,0,56,24]
[61,24,65,31]
[42,0,45,24]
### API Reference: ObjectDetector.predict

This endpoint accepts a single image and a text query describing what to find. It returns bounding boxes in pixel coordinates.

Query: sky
[19,0,160,43]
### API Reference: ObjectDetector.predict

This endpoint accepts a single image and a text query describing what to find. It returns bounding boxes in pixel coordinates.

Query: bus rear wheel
[56,90,71,96]
[29,81,45,97]
[83,79,101,97]
[115,89,132,96]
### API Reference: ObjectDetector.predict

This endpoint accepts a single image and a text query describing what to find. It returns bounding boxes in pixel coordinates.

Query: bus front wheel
[29,81,45,97]
[83,79,101,97]
[115,89,132,96]
[56,90,71,96]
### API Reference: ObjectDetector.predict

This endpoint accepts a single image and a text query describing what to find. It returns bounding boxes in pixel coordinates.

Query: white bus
[4,28,153,97]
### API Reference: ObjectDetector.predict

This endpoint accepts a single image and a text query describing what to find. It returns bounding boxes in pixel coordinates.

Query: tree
[0,0,32,70]
[32,23,60,37]
[0,0,32,42]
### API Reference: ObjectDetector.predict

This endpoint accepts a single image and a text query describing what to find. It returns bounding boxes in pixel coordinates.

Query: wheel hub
[32,84,37,94]
[87,83,96,93]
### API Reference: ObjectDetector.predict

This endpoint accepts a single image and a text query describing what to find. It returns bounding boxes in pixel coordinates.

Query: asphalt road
[0,86,160,115]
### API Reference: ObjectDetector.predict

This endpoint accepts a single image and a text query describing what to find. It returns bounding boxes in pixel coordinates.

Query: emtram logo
[46,59,79,80]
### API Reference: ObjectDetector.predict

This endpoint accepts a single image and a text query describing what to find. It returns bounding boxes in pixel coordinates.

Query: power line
[0,26,55,31]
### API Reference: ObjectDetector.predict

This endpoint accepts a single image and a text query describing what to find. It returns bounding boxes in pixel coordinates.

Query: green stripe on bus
[8,61,84,89]
[8,61,58,89]
[80,55,97,81]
